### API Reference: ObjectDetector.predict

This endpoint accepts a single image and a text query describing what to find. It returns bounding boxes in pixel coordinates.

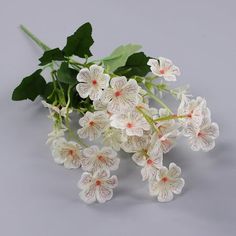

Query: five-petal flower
[101,76,139,113]
[132,141,163,181]
[76,65,110,100]
[78,169,118,204]
[51,138,83,169]
[82,145,120,172]
[148,57,180,81]
[184,116,219,151]
[78,111,109,141]
[149,163,185,202]
[110,111,150,137]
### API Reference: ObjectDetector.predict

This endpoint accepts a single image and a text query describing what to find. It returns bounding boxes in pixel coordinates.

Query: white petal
[101,88,113,103]
[79,185,96,204]
[105,175,118,188]
[170,178,185,195]
[110,76,127,90]
[77,127,89,139]
[158,189,174,202]
[76,83,91,98]
[202,122,219,139]
[132,152,146,167]
[141,167,149,181]
[90,64,104,78]
[96,185,113,203]
[126,127,143,137]
[83,145,99,157]
[78,172,93,189]
[168,163,181,178]
[77,68,91,82]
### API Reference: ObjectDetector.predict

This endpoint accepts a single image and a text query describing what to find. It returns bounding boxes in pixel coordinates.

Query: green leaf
[42,82,55,103]
[102,44,142,72]
[63,22,94,58]
[114,52,150,78]
[39,48,65,66]
[12,69,46,101]
[57,62,78,85]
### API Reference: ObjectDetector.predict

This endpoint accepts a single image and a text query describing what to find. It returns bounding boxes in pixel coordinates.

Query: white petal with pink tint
[82,145,120,172]
[76,64,110,101]
[110,111,150,137]
[101,77,139,113]
[78,170,118,204]
[51,138,83,169]
[78,111,109,141]
[149,163,185,202]
[148,57,180,81]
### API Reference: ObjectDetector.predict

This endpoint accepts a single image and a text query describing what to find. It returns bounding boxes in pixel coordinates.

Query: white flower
[78,169,118,204]
[178,95,209,127]
[149,163,185,202]
[78,111,109,141]
[102,127,127,151]
[148,57,180,81]
[184,116,219,151]
[76,65,110,100]
[151,109,180,154]
[110,111,150,137]
[46,125,67,145]
[101,76,139,113]
[132,141,163,181]
[42,101,72,119]
[82,145,120,172]
[51,138,83,169]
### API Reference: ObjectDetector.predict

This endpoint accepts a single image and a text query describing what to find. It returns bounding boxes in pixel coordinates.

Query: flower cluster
[12,23,219,204]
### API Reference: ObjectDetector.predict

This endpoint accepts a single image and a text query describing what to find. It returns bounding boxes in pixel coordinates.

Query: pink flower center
[159,69,165,74]
[197,132,203,137]
[147,159,153,165]
[68,149,75,157]
[98,155,106,162]
[92,80,97,85]
[161,177,169,183]
[127,122,133,128]
[115,90,122,97]
[95,180,101,186]
[89,121,95,126]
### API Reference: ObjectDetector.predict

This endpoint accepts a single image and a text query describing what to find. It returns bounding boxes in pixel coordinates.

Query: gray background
[0,0,235,235]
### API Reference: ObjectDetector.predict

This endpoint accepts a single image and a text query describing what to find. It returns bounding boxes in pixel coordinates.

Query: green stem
[154,114,189,122]
[136,107,159,133]
[20,25,51,51]
[145,89,173,114]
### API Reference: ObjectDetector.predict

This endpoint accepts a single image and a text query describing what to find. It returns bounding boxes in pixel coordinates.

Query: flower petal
[168,163,181,178]
[78,172,93,189]
[79,185,96,204]
[96,185,113,203]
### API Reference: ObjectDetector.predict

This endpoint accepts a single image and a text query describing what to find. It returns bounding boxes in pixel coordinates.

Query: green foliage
[39,48,65,66]
[114,52,150,78]
[12,69,46,101]
[57,62,78,85]
[63,22,94,58]
[102,44,142,72]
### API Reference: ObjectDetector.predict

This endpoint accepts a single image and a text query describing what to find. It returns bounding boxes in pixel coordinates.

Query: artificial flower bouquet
[12,22,219,203]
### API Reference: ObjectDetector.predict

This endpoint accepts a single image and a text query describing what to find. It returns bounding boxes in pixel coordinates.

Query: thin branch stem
[146,89,173,114]
[20,25,51,51]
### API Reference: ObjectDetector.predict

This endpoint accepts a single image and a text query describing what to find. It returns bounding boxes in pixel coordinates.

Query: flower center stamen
[92,80,97,85]
[159,69,165,74]
[89,121,95,126]
[147,159,153,165]
[95,180,101,186]
[161,177,169,183]
[98,155,106,162]
[115,90,122,97]
[127,122,133,128]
